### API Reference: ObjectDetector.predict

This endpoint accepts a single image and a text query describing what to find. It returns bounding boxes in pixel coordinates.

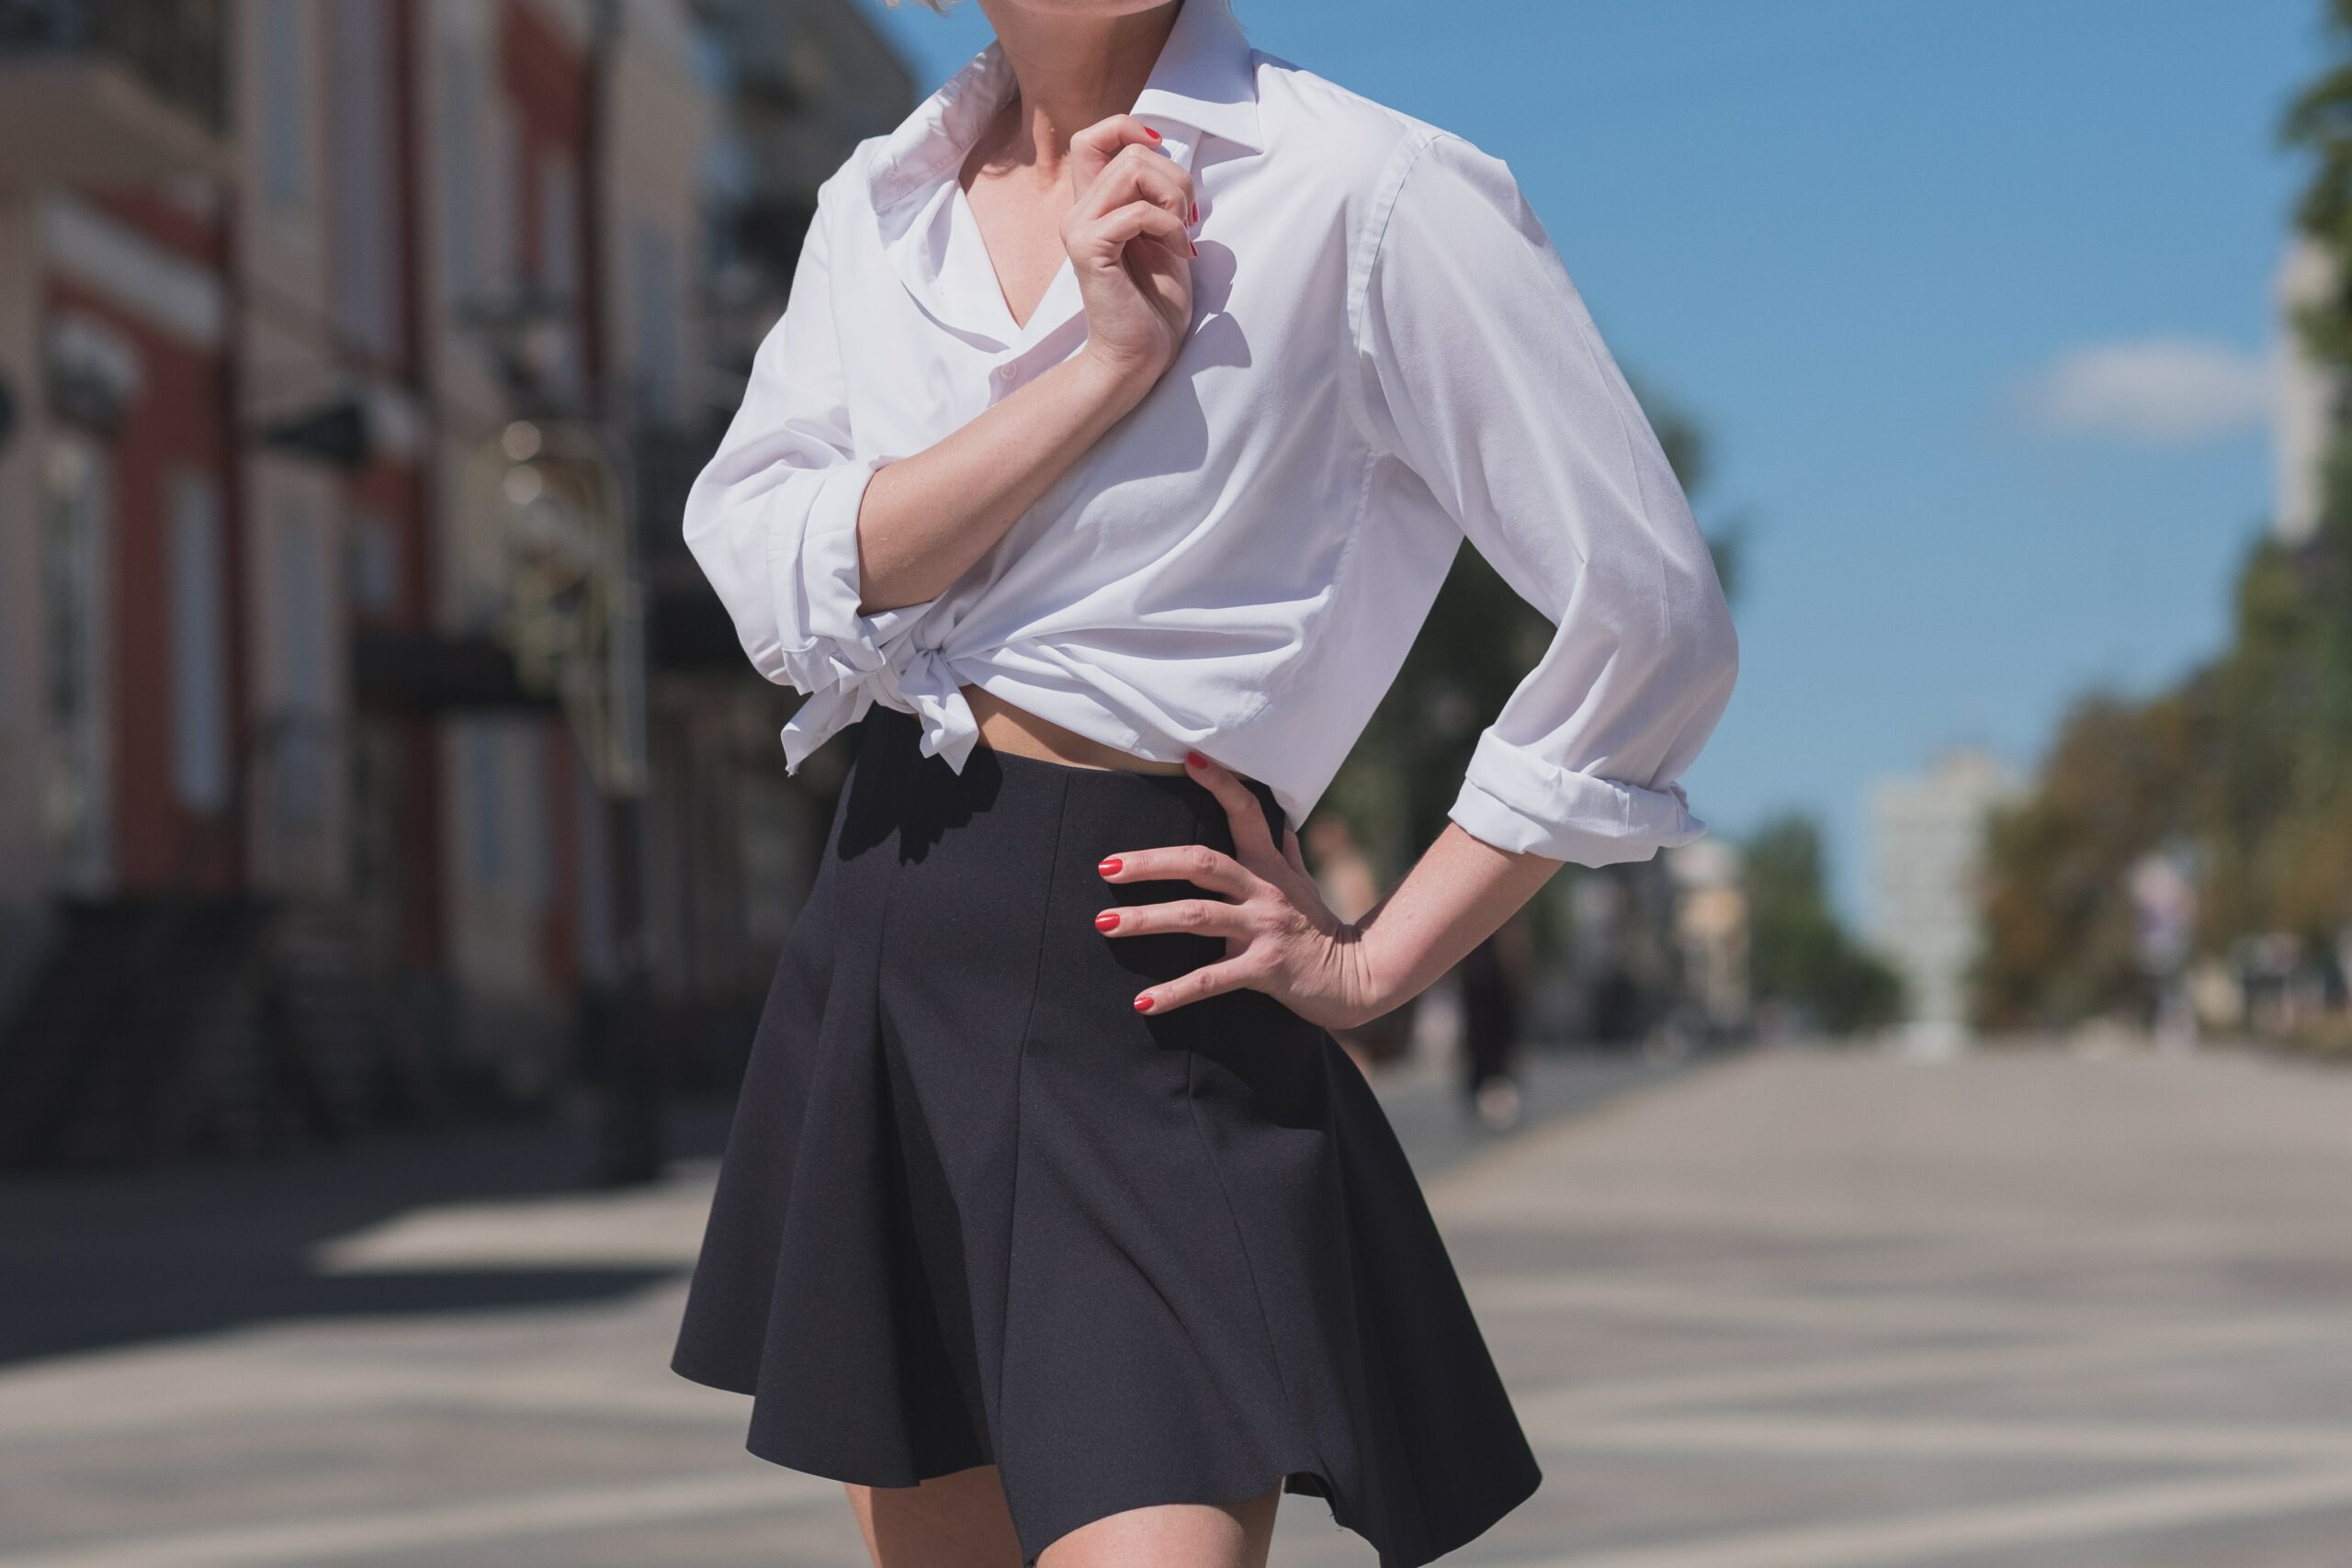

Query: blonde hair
[882,0,1234,12]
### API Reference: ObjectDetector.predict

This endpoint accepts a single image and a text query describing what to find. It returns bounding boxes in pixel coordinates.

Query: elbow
[1677,561,1740,712]
[1703,597,1740,707]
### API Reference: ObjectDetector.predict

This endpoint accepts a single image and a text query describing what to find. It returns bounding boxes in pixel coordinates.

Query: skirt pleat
[672,704,1541,1566]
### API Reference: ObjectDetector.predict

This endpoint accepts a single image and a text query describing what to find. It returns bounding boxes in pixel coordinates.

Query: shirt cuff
[764,454,919,694]
[1447,729,1709,866]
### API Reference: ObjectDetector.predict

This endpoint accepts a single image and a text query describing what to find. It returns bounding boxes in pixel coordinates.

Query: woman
[671,1,1738,1564]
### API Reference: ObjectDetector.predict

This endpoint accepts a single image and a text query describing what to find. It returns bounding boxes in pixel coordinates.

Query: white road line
[1530,1414,2352,1465]
[1462,1274,2117,1338]
[1492,1464,2352,1568]
[0,1470,842,1568]
[1513,1314,2352,1422]
[0,1361,750,1443]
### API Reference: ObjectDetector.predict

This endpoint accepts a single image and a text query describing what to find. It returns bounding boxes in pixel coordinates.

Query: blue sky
[866,0,2318,922]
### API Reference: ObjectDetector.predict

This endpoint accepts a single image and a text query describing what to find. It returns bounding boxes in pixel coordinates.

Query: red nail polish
[1185,750,1207,769]
[1095,910,1121,931]
[1145,127,1161,141]
[1189,200,1198,223]
[1189,242,1198,256]
[1099,856,1122,876]
[1134,995,1156,1012]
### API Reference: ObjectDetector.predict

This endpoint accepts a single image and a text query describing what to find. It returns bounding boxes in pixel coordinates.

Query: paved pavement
[3,1040,2350,1567]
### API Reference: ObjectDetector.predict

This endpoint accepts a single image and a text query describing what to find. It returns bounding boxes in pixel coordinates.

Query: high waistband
[854,703,1290,840]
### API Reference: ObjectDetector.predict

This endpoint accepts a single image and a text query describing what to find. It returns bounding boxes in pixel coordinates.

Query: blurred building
[1866,749,2019,1048]
[1665,837,1748,1041]
[2273,233,2334,547]
[639,0,914,1084]
[0,0,912,1167]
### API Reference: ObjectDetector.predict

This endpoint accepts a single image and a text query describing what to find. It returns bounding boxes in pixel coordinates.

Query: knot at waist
[778,640,981,776]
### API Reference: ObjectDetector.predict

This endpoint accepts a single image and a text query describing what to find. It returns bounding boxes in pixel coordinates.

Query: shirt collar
[865,0,1264,220]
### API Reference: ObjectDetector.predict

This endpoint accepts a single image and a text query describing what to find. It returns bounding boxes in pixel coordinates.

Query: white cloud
[2020,337,2273,445]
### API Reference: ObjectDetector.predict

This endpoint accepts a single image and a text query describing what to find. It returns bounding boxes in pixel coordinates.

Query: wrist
[1337,916,1409,1029]
[1069,343,1161,418]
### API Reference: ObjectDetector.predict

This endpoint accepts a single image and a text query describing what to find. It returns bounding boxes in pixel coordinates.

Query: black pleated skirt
[670,703,1541,1565]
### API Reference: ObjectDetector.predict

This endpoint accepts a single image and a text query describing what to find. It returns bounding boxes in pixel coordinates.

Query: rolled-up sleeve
[681,158,932,704]
[1356,131,1740,866]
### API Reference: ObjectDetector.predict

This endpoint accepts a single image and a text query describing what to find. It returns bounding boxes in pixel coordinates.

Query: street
[4,1041,2351,1567]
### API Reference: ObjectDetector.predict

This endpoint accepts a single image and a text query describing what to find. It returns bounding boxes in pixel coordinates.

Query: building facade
[0,0,902,1164]
[1866,749,2021,1048]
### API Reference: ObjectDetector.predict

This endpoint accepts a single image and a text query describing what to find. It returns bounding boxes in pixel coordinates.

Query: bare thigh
[1039,1484,1283,1568]
[848,1465,1024,1568]
[847,1468,1283,1568]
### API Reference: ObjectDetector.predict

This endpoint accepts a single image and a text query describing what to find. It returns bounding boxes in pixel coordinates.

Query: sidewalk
[5,1041,2350,1566]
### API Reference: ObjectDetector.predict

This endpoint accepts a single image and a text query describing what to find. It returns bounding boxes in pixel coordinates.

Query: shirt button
[996,364,1017,381]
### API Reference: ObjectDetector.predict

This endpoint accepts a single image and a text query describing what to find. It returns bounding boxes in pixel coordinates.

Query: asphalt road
[4,1038,2349,1567]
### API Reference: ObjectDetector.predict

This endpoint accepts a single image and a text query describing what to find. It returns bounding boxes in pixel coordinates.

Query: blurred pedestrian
[1459,904,1534,1129]
[668,0,1736,1562]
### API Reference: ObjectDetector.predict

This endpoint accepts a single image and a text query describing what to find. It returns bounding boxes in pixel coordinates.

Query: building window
[537,153,584,403]
[435,39,483,308]
[345,508,401,616]
[465,721,504,885]
[538,153,580,302]
[486,96,523,300]
[42,440,113,892]
[631,218,682,423]
[258,0,311,214]
[275,506,333,827]
[168,470,232,815]
[327,0,399,358]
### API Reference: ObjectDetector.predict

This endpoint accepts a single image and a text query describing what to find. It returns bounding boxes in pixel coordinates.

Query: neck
[971,0,1185,186]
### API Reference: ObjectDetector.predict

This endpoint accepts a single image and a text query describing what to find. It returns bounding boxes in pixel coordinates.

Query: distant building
[1866,750,2020,1046]
[2275,233,2335,547]
[690,0,918,404]
[0,0,909,1166]
[1665,838,1748,1040]
[0,3,236,1026]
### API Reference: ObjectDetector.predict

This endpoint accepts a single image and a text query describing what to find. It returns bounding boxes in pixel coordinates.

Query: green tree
[1743,814,1905,1036]
[1970,692,2196,1031]
[1969,1,2352,1035]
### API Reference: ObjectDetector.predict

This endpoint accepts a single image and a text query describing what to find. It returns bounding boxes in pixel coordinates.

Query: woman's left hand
[1095,750,1389,1029]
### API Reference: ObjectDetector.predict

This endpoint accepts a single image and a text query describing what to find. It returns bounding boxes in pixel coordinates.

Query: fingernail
[1095,910,1121,931]
[1189,200,1198,223]
[1185,750,1207,769]
[1189,242,1198,256]
[1134,994,1156,1012]
[1099,856,1123,876]
[1145,127,1161,141]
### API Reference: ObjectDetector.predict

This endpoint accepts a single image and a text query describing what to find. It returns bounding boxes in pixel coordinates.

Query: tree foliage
[1970,5,2352,1030]
[1743,814,1905,1035]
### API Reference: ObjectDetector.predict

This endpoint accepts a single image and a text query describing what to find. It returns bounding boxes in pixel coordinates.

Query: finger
[1069,113,1174,195]
[1093,897,1253,940]
[1075,199,1193,264]
[1183,751,1282,863]
[1281,824,1310,880]
[1134,954,1261,1015]
[1072,141,1193,226]
[1098,841,1257,900]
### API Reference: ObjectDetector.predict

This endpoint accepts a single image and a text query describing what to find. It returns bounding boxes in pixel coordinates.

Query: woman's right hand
[1063,115,1197,389]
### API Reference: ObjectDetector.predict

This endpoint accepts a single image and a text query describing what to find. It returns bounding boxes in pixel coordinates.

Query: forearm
[1349,823,1565,1020]
[855,350,1147,613]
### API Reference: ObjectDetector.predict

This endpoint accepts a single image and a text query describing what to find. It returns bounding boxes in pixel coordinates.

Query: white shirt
[684,0,1738,866]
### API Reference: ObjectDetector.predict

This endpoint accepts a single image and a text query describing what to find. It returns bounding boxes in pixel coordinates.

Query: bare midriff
[958,682,1187,774]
